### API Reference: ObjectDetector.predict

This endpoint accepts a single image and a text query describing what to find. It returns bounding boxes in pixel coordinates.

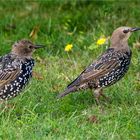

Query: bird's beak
[34,45,45,49]
[130,27,140,32]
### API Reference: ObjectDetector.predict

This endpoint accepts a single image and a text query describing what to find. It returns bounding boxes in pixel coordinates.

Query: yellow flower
[65,44,73,52]
[96,37,106,45]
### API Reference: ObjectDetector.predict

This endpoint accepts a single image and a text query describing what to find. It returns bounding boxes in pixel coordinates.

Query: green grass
[0,0,140,139]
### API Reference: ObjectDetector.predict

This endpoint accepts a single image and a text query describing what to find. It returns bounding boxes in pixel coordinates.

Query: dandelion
[65,44,73,52]
[96,37,106,45]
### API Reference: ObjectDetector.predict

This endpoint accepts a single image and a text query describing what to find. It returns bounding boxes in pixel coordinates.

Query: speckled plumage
[67,48,132,90]
[58,27,140,104]
[0,39,43,100]
[0,54,34,100]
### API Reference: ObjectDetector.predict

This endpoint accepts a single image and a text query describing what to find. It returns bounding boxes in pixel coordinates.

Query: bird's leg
[93,88,102,105]
[99,89,109,101]
[93,88,109,105]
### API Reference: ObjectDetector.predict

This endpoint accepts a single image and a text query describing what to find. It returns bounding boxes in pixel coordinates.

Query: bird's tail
[57,86,77,99]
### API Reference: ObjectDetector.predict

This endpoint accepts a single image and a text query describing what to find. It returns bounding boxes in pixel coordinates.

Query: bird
[58,27,140,104]
[0,39,44,100]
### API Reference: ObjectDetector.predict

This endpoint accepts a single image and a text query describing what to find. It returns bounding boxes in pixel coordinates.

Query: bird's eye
[123,29,129,33]
[29,45,33,49]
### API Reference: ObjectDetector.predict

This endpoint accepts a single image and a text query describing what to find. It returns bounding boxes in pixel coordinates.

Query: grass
[0,0,140,139]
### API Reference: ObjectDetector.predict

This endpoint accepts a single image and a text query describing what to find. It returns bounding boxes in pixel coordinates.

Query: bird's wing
[67,48,119,88]
[81,58,119,81]
[0,55,21,89]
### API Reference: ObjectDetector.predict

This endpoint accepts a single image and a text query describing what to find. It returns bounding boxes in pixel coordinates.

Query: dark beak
[34,45,45,49]
[130,27,140,32]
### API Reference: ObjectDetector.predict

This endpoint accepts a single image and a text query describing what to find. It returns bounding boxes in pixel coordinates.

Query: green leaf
[88,43,98,50]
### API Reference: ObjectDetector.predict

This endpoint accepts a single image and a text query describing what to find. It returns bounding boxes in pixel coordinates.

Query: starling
[0,39,44,100]
[58,27,140,104]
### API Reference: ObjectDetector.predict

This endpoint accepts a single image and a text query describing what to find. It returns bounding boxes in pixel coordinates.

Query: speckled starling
[0,39,44,100]
[58,27,140,104]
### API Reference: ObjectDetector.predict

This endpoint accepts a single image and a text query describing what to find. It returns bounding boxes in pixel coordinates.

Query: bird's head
[11,39,44,58]
[110,27,140,47]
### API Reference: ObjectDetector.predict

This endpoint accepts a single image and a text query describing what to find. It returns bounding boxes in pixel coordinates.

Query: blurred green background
[0,1,140,140]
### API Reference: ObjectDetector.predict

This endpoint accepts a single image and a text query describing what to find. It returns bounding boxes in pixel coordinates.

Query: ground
[0,1,140,140]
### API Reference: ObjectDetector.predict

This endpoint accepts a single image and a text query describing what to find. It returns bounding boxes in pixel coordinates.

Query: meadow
[0,1,140,139]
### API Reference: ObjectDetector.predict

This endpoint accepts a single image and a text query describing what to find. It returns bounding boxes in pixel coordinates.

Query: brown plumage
[0,39,44,100]
[58,27,140,104]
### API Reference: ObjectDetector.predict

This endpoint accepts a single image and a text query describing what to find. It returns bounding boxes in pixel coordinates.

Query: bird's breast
[97,51,132,88]
[0,59,34,100]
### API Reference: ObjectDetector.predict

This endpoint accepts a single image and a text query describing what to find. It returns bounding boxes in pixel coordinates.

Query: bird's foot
[94,93,101,105]
[95,97,100,106]
[93,88,110,105]
[100,93,110,102]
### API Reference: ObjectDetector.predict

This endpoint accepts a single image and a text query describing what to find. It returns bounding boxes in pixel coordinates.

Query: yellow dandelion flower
[65,44,73,52]
[96,37,106,45]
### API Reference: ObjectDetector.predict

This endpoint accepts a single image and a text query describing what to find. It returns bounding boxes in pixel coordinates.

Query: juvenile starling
[0,39,44,100]
[58,27,140,104]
